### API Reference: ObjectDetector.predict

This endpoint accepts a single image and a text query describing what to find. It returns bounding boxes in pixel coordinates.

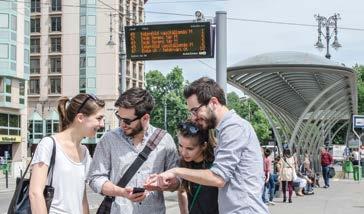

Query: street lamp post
[107,12,126,95]
[314,13,342,59]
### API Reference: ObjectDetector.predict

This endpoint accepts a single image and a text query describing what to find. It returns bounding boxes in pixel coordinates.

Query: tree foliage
[353,64,364,114]
[227,92,271,143]
[145,67,188,139]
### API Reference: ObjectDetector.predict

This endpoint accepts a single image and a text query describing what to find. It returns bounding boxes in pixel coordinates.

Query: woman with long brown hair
[29,94,105,214]
[176,121,218,214]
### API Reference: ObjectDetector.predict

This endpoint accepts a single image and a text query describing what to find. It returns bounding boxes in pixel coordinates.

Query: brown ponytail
[57,96,72,132]
[57,94,105,131]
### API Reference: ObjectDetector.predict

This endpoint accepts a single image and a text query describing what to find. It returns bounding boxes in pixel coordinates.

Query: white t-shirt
[31,136,92,214]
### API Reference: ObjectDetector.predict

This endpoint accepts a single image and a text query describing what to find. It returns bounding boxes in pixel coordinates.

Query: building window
[51,16,61,32]
[29,78,40,94]
[51,0,62,11]
[80,36,86,54]
[24,49,29,64]
[31,18,40,33]
[19,80,25,104]
[0,14,9,28]
[49,77,61,94]
[46,120,59,136]
[80,57,86,68]
[11,15,17,31]
[79,78,86,89]
[0,44,9,59]
[87,57,95,67]
[0,113,21,136]
[25,21,30,36]
[80,16,86,26]
[30,57,40,74]
[30,38,40,53]
[10,45,16,60]
[49,57,61,73]
[87,16,96,25]
[31,0,41,13]
[28,119,43,140]
[87,36,96,46]
[50,37,61,52]
[5,78,11,93]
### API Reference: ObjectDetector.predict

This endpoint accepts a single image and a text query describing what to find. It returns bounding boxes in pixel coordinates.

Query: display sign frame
[125,21,214,61]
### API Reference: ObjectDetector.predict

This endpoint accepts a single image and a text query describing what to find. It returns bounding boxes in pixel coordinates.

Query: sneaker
[268,201,276,205]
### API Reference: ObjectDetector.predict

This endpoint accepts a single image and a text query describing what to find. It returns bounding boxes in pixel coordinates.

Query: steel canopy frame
[227,52,357,158]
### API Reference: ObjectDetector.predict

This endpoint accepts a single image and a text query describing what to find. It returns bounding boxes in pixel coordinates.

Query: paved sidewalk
[269,179,364,214]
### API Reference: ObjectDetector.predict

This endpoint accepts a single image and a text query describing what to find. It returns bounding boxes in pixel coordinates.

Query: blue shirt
[210,110,269,214]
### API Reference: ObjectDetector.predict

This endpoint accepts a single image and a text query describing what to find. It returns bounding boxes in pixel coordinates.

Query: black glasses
[77,94,97,113]
[189,104,205,116]
[114,111,142,125]
[178,122,200,135]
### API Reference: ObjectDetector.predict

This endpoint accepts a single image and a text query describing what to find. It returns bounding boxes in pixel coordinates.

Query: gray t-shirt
[31,136,91,214]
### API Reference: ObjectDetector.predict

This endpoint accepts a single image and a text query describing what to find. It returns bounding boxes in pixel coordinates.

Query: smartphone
[132,187,145,194]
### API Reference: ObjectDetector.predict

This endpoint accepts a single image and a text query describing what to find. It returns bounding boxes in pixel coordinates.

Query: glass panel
[50,37,61,52]
[10,45,16,60]
[51,16,61,31]
[50,57,61,73]
[11,15,17,31]
[49,77,61,94]
[19,81,25,96]
[46,120,52,134]
[31,0,41,13]
[34,121,43,133]
[9,114,19,128]
[0,114,8,126]
[9,129,20,135]
[0,14,9,28]
[0,44,9,59]
[53,122,59,133]
[87,16,96,25]
[30,18,40,33]
[30,58,40,74]
[29,79,40,94]
[51,0,62,11]
[0,129,7,135]
[5,78,11,93]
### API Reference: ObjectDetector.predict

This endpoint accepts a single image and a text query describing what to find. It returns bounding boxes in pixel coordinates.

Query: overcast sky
[144,0,364,94]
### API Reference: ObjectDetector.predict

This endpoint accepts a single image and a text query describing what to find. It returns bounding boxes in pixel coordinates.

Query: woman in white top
[29,94,105,214]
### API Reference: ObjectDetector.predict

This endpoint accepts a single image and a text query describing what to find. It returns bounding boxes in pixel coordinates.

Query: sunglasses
[77,94,97,113]
[178,122,200,135]
[114,111,142,125]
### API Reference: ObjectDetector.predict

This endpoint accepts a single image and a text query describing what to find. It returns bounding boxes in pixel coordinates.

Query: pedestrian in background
[320,147,333,188]
[278,148,296,203]
[29,94,105,214]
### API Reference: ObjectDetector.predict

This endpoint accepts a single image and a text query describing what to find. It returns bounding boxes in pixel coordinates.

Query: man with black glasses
[87,88,179,214]
[147,77,269,213]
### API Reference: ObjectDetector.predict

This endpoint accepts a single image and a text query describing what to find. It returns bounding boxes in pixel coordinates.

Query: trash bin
[353,165,362,181]
[343,160,353,173]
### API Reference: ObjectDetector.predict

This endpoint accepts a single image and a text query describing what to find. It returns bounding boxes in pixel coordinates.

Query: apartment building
[0,0,30,177]
[28,0,146,154]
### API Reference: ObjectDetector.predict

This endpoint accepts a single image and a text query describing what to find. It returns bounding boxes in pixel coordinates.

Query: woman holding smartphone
[176,121,218,214]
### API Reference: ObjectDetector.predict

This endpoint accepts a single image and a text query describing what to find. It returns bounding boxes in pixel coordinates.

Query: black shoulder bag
[96,128,166,214]
[8,137,56,214]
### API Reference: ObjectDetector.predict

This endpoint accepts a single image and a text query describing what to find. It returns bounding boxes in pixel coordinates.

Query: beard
[201,107,217,130]
[124,120,144,137]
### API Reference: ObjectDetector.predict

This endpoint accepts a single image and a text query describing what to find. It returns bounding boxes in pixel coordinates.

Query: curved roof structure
[227,52,357,157]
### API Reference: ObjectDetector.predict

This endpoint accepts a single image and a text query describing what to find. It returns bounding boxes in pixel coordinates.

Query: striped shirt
[210,110,269,214]
[87,125,178,214]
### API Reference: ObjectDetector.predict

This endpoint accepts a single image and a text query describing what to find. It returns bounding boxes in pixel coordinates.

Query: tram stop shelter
[227,52,357,162]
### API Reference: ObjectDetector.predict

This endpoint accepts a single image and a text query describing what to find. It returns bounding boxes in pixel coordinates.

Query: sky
[144,0,364,95]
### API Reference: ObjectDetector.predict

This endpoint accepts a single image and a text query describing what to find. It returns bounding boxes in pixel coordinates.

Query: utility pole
[215,11,227,95]
[107,12,126,94]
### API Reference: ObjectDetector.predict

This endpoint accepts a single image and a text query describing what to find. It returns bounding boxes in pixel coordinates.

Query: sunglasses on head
[114,111,142,125]
[77,93,98,113]
[178,122,200,135]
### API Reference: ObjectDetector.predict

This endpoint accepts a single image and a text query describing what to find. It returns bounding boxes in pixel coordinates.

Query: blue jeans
[322,166,330,187]
[262,173,276,202]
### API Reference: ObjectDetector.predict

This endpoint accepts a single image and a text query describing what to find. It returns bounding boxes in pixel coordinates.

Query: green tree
[227,92,271,143]
[353,64,364,114]
[145,67,188,139]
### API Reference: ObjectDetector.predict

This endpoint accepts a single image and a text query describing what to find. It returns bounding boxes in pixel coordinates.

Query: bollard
[5,170,8,188]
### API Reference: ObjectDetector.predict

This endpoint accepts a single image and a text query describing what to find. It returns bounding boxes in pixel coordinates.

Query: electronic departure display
[125,22,214,61]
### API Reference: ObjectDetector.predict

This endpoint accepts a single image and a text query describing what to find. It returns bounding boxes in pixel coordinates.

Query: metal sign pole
[215,11,227,96]
[352,115,364,182]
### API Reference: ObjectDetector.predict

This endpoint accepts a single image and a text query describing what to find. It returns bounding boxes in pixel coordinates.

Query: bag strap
[116,128,166,187]
[17,136,56,181]
[48,136,57,186]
